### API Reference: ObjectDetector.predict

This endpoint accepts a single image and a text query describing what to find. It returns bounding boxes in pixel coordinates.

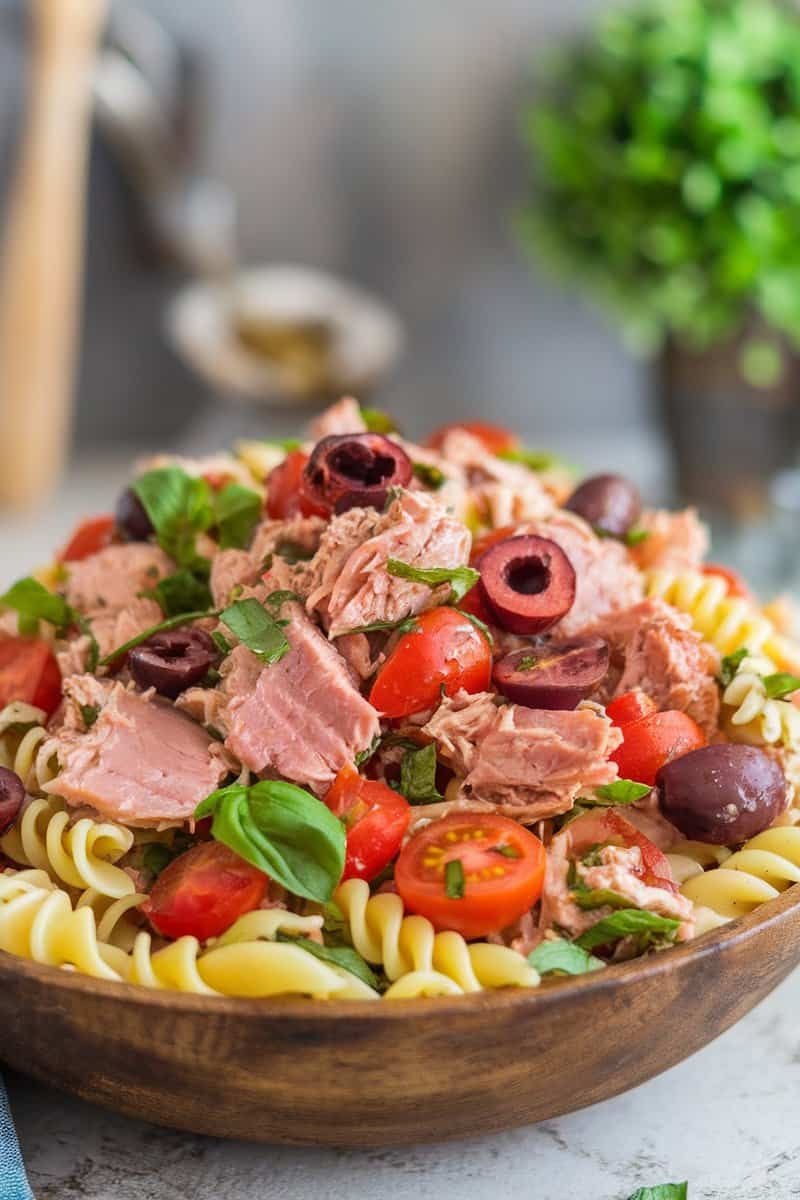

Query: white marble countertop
[2,443,799,1200]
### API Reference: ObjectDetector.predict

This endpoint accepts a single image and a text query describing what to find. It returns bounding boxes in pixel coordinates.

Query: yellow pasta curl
[645,568,775,656]
[679,827,800,923]
[720,653,800,747]
[0,703,57,793]
[335,878,539,998]
[76,888,147,950]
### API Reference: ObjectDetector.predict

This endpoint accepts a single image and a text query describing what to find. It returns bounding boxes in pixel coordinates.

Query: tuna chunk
[63,544,173,660]
[423,692,622,820]
[629,507,709,572]
[211,549,262,609]
[308,396,367,439]
[589,598,719,735]
[43,682,226,825]
[438,429,555,524]
[305,489,471,637]
[519,510,644,638]
[222,603,380,794]
[210,515,325,609]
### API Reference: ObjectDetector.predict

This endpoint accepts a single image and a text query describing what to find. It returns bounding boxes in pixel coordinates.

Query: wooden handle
[0,0,108,508]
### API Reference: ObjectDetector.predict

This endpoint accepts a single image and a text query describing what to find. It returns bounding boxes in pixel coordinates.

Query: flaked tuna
[437,429,555,525]
[309,396,367,439]
[62,543,174,661]
[43,681,226,825]
[629,507,709,572]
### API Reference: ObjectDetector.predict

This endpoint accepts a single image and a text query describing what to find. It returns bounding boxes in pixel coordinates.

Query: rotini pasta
[645,568,775,657]
[680,827,800,922]
[335,878,539,998]
[76,888,147,950]
[721,653,800,747]
[0,703,56,793]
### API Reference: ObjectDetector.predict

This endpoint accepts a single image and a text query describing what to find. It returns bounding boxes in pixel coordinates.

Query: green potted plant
[520,0,800,515]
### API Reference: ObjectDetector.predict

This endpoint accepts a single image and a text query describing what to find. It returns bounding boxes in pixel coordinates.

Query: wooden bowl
[1,889,798,1146]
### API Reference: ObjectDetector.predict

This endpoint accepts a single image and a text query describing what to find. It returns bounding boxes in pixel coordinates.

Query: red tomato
[59,515,114,563]
[426,422,519,457]
[457,582,494,627]
[143,841,268,942]
[611,710,706,787]
[469,524,518,566]
[702,563,752,600]
[325,764,411,881]
[0,637,61,716]
[369,607,492,719]
[605,690,657,727]
[563,809,677,893]
[265,450,329,519]
[395,813,546,939]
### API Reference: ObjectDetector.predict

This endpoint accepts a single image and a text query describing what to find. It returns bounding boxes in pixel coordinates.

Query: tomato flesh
[426,422,519,457]
[457,582,494,627]
[368,607,492,719]
[702,563,751,600]
[564,809,677,893]
[59,514,115,562]
[266,450,329,519]
[143,841,269,941]
[611,710,706,787]
[606,690,657,727]
[325,764,410,882]
[0,636,61,717]
[395,814,546,939]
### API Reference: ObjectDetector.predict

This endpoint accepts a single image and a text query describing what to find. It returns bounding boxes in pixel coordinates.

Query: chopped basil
[265,590,304,609]
[211,630,232,656]
[275,540,315,565]
[196,779,346,902]
[627,1186,687,1200]
[718,646,748,687]
[79,704,100,728]
[444,858,465,900]
[412,461,446,490]
[386,559,479,605]
[142,842,176,879]
[762,672,800,700]
[574,909,681,951]
[517,654,538,672]
[360,406,398,434]
[572,887,632,911]
[220,598,290,664]
[527,938,604,977]
[275,932,378,990]
[497,446,569,473]
[0,577,75,633]
[213,482,261,550]
[268,437,303,453]
[321,900,348,940]
[133,466,214,569]
[460,610,494,648]
[141,568,213,618]
[494,844,521,859]
[624,527,650,547]
[585,779,652,807]
[344,615,420,636]
[397,743,443,804]
[100,609,217,666]
[354,733,383,767]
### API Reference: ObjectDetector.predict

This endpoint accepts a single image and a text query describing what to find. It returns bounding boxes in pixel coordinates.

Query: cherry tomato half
[325,764,411,882]
[702,563,752,600]
[368,607,492,719]
[611,710,706,787]
[563,809,677,893]
[605,690,657,727]
[426,422,519,457]
[265,450,329,520]
[395,813,546,939]
[457,582,494,627]
[142,841,269,941]
[0,636,61,716]
[59,515,115,563]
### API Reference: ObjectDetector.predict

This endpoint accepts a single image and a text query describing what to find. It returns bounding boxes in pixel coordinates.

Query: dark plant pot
[659,337,800,517]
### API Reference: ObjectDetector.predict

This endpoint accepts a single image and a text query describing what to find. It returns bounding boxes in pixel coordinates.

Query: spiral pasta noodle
[645,569,775,657]
[0,796,135,899]
[335,878,539,998]
[0,703,58,794]
[679,827,800,922]
[76,889,147,950]
[721,653,800,748]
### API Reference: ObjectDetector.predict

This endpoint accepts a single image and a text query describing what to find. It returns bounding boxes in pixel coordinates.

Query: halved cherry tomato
[457,582,494,627]
[563,809,677,893]
[605,690,657,727]
[58,514,114,563]
[395,813,546,939]
[469,524,518,567]
[142,841,268,941]
[0,636,61,716]
[369,607,492,719]
[265,450,329,519]
[426,422,519,457]
[325,764,411,882]
[611,710,706,787]
[702,563,752,600]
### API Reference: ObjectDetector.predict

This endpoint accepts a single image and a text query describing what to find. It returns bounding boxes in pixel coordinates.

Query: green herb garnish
[494,844,521,859]
[762,672,800,700]
[386,559,479,605]
[275,540,315,565]
[360,406,398,434]
[527,938,604,977]
[211,631,232,656]
[133,466,214,569]
[718,647,749,688]
[572,887,632,911]
[497,446,569,473]
[397,743,443,805]
[0,577,75,633]
[627,1186,687,1200]
[517,654,538,672]
[444,859,465,900]
[220,598,290,665]
[275,932,378,990]
[142,843,177,880]
[141,568,213,618]
[583,779,652,807]
[213,482,261,551]
[460,610,494,648]
[344,615,420,637]
[574,909,680,951]
[412,462,446,490]
[79,704,100,728]
[100,609,216,665]
[354,733,383,768]
[624,527,650,547]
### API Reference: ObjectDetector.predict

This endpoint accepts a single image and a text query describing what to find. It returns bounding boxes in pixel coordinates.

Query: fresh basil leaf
[627,1185,687,1200]
[397,743,443,805]
[460,610,494,648]
[100,609,217,665]
[354,733,383,767]
[575,909,680,951]
[527,938,604,977]
[213,482,261,550]
[196,780,346,902]
[142,843,175,879]
[133,466,213,567]
[386,558,479,605]
[211,630,232,656]
[497,446,568,473]
[0,577,75,632]
[444,858,465,900]
[275,932,378,990]
[762,672,800,700]
[321,899,348,939]
[142,568,213,618]
[345,615,420,636]
[624,527,650,547]
[275,539,314,565]
[80,704,100,728]
[718,646,748,687]
[572,887,632,911]
[412,461,445,490]
[360,406,398,434]
[586,779,652,807]
[220,598,290,664]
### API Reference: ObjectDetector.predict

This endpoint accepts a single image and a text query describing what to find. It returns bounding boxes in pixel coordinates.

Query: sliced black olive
[478,534,576,635]
[129,627,217,699]
[116,487,153,542]
[565,474,641,538]
[493,636,609,710]
[0,767,25,836]
[303,433,412,513]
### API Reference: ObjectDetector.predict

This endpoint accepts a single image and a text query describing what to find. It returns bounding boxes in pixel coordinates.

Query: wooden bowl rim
[2,884,798,1021]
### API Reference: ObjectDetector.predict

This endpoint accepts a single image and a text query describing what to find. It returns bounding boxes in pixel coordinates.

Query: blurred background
[1,0,800,591]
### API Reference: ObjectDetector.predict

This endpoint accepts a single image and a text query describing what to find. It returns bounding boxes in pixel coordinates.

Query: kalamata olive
[116,487,153,541]
[129,627,217,699]
[565,473,641,538]
[656,743,787,844]
[493,636,609,710]
[303,433,413,513]
[0,767,25,836]
[478,535,576,635]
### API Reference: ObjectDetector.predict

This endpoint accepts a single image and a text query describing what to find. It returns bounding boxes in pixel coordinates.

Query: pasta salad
[1,396,799,1001]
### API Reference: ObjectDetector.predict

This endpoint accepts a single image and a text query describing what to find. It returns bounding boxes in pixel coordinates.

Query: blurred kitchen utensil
[0,0,108,508]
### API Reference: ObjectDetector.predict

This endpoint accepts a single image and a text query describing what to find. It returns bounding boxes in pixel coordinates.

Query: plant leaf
[718,647,748,687]
[575,909,680,951]
[275,933,378,990]
[527,938,604,976]
[412,462,446,490]
[397,743,443,804]
[142,568,213,618]
[762,672,800,700]
[0,577,75,632]
[213,482,261,550]
[627,1185,688,1200]
[386,559,479,605]
[220,598,290,664]
[585,779,652,807]
[133,466,213,568]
